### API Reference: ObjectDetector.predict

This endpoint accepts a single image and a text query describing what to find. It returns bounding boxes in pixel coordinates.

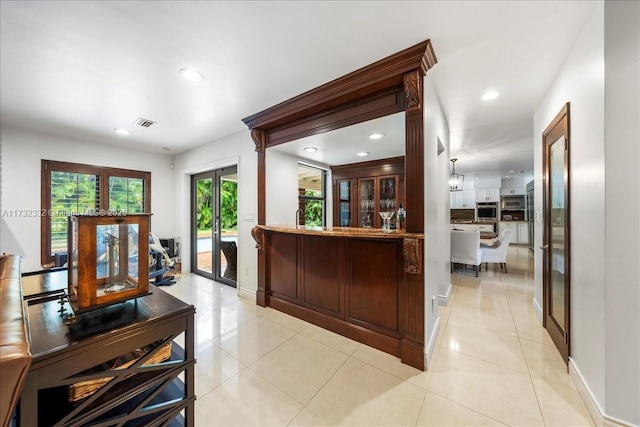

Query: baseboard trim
[425,315,441,369]
[238,287,256,301]
[438,283,453,306]
[533,296,543,323]
[569,359,635,427]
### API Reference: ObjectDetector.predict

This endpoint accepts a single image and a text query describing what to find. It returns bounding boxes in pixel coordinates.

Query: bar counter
[255,224,424,239]
[251,224,426,369]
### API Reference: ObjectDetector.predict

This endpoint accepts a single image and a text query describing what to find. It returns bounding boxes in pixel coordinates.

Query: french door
[542,103,570,363]
[192,166,238,287]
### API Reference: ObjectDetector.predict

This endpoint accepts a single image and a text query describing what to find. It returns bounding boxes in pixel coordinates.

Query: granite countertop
[450,220,497,224]
[256,224,424,239]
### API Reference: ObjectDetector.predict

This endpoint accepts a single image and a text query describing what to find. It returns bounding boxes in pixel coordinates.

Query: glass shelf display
[68,214,151,313]
[338,180,352,227]
[359,178,375,228]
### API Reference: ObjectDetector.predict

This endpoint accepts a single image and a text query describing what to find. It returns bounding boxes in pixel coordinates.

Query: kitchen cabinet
[336,179,355,227]
[358,175,399,228]
[451,223,495,233]
[500,187,526,196]
[332,157,404,228]
[517,223,529,245]
[499,221,529,244]
[476,188,500,202]
[451,190,476,209]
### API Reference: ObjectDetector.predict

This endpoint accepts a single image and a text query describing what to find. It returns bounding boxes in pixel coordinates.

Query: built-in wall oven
[476,202,498,221]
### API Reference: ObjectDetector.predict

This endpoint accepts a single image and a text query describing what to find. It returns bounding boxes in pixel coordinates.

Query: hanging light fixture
[449,158,464,191]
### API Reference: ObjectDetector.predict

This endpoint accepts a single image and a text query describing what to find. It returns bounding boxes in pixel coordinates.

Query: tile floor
[165,245,594,426]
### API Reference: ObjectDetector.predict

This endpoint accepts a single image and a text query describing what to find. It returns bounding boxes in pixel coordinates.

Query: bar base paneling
[259,226,424,370]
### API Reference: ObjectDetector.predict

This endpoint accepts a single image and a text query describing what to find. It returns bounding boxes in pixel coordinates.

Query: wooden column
[403,70,424,234]
[251,128,267,307]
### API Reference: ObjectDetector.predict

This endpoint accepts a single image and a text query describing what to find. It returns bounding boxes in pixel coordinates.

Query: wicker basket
[69,342,172,402]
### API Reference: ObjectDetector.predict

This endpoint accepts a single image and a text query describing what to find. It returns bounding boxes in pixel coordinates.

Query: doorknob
[540,245,549,250]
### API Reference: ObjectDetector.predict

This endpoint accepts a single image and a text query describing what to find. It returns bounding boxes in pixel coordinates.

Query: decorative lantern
[68,214,151,313]
[449,158,464,192]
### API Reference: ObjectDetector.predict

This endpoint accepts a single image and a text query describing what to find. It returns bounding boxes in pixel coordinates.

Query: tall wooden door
[542,103,571,363]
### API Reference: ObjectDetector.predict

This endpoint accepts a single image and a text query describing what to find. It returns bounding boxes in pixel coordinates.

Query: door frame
[541,102,571,363]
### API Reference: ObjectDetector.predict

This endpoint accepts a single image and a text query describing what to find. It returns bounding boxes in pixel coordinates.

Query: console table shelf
[18,273,195,427]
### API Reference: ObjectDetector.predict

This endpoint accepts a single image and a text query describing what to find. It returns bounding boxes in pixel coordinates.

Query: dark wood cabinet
[255,226,425,369]
[332,157,404,229]
[19,271,195,427]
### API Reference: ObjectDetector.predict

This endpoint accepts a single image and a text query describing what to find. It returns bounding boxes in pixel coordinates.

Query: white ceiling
[0,1,597,178]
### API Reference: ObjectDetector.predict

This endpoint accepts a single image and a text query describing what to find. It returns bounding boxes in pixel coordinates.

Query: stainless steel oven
[476,202,498,221]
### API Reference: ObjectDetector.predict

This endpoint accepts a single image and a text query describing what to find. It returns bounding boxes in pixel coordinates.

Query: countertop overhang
[256,224,424,239]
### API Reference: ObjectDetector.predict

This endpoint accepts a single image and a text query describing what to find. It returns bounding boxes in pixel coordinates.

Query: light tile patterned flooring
[165,246,594,426]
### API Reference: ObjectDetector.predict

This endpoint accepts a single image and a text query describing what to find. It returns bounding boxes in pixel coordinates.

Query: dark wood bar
[244,40,437,370]
[253,225,425,369]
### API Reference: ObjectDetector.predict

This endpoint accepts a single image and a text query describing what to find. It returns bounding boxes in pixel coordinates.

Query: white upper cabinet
[500,187,526,196]
[451,190,476,209]
[476,188,500,202]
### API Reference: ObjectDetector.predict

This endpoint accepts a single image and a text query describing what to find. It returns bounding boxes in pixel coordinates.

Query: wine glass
[379,211,395,230]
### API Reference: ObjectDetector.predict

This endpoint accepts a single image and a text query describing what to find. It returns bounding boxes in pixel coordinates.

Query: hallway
[165,245,594,426]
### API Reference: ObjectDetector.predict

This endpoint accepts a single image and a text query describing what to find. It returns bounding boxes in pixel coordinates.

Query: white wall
[0,126,175,272]
[172,130,257,297]
[265,149,299,226]
[423,74,451,366]
[604,1,639,423]
[534,1,610,418]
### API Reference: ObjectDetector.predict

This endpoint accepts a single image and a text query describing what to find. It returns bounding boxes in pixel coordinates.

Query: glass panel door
[378,176,397,229]
[549,136,566,330]
[193,175,213,275]
[192,166,238,287]
[338,180,351,227]
[542,103,570,363]
[358,178,375,228]
[218,167,238,286]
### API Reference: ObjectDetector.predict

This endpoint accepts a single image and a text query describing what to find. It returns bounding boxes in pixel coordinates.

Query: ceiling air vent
[132,118,156,128]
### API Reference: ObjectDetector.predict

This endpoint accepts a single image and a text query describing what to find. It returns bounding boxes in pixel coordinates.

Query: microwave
[501,196,524,209]
[476,202,498,221]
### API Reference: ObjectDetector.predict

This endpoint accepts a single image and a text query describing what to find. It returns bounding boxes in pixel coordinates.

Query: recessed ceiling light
[303,147,318,153]
[114,129,130,135]
[180,68,204,82]
[369,133,384,140]
[482,90,499,101]
[509,170,515,173]
[356,152,370,157]
[505,175,510,178]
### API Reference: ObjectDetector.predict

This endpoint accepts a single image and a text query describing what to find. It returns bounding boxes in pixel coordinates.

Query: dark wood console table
[19,270,195,426]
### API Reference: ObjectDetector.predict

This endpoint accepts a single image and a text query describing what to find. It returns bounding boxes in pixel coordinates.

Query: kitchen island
[251,225,426,369]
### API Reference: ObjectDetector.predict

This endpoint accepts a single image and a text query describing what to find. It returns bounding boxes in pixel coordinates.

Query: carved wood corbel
[251,128,266,153]
[403,70,421,113]
[251,226,265,252]
[403,238,422,274]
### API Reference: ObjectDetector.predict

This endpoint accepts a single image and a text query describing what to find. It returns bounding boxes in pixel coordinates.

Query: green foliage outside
[50,171,98,252]
[49,173,146,253]
[109,177,144,213]
[304,189,323,226]
[196,178,238,232]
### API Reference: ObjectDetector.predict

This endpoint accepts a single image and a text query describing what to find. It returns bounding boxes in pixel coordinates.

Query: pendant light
[449,158,464,191]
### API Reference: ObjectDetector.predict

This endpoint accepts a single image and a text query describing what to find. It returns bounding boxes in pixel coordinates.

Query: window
[41,160,150,266]
[297,164,326,227]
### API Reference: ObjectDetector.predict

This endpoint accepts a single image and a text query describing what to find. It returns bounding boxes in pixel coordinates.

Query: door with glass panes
[192,166,238,286]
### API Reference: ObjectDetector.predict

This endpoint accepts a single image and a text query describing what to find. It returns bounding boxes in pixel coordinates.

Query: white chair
[480,229,512,272]
[450,230,482,277]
